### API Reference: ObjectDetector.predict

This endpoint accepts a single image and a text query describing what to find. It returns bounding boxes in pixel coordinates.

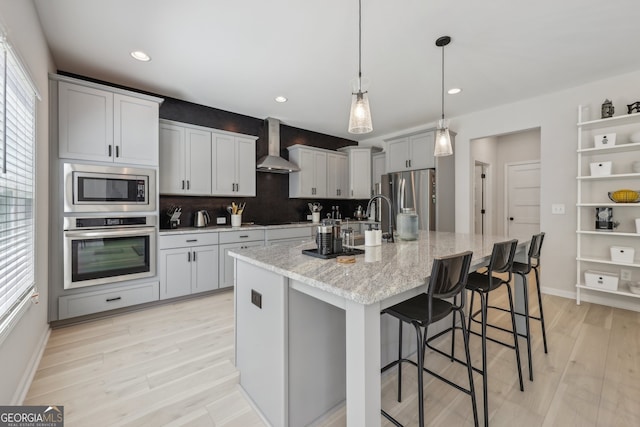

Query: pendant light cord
[441,42,445,120]
[358,0,362,92]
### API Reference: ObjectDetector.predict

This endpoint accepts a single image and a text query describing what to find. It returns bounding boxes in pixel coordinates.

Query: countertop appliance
[380,169,436,234]
[64,163,156,213]
[194,210,211,227]
[63,215,157,289]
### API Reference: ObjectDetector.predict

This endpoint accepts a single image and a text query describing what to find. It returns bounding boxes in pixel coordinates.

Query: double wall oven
[62,163,158,289]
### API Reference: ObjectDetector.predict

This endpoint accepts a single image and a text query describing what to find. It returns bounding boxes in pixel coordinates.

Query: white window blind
[0,34,37,335]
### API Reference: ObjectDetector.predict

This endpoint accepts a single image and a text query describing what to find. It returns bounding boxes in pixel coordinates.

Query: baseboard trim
[13,325,50,404]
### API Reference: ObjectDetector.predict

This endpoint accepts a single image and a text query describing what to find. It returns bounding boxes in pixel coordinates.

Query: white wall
[0,0,55,404]
[362,69,640,310]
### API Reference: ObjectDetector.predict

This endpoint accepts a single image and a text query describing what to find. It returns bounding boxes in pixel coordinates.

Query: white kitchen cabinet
[158,232,219,299]
[218,229,265,288]
[338,146,374,199]
[575,105,640,305]
[386,131,435,173]
[159,122,212,195]
[212,132,256,197]
[57,77,161,165]
[288,145,328,198]
[372,151,386,192]
[264,226,314,246]
[327,152,348,199]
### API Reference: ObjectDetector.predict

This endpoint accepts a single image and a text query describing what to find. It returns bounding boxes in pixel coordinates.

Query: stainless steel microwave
[64,163,156,213]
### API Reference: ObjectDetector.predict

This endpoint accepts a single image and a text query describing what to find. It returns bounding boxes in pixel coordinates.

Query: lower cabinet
[218,229,265,289]
[58,281,159,320]
[264,226,314,246]
[159,232,220,299]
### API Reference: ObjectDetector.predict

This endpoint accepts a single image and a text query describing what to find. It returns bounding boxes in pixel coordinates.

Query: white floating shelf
[576,257,640,268]
[577,172,640,180]
[577,142,640,153]
[577,203,640,207]
[577,230,640,237]
[576,283,640,299]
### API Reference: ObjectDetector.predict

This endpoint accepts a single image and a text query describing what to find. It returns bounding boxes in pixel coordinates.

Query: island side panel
[235,260,288,426]
[288,286,346,426]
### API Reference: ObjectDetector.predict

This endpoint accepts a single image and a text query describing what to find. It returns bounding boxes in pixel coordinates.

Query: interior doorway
[474,162,489,235]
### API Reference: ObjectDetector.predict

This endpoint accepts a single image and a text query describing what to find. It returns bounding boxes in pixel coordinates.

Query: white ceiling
[34,0,640,141]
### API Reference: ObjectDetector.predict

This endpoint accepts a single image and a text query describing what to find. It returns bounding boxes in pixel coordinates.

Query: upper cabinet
[386,131,435,173]
[212,133,256,197]
[56,77,162,166]
[338,146,375,199]
[326,152,348,199]
[159,119,257,197]
[288,145,328,198]
[159,123,212,195]
[372,151,386,192]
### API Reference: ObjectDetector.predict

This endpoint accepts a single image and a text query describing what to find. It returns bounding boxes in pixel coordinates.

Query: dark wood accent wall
[58,71,369,227]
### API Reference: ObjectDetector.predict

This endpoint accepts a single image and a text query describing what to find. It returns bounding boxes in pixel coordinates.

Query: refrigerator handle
[399,177,405,211]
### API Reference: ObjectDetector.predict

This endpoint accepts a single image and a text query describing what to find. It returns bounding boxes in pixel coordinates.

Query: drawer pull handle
[106,296,122,302]
[239,235,249,238]
[186,239,198,242]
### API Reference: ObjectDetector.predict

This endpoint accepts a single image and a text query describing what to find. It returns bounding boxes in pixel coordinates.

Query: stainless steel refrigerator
[379,169,436,233]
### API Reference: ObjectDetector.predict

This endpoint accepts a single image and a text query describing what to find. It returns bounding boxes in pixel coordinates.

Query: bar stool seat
[381,251,479,427]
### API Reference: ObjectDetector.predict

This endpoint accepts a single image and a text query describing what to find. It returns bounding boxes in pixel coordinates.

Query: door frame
[503,160,541,237]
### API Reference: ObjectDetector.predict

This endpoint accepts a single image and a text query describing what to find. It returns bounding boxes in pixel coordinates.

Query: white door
[186,128,212,195]
[235,137,256,196]
[212,133,236,195]
[113,94,159,166]
[159,124,186,194]
[506,161,540,238]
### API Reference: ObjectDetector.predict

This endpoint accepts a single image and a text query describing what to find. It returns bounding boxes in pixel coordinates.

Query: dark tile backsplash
[57,71,370,228]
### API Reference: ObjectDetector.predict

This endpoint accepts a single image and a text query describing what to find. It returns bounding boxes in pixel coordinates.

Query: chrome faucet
[366,194,394,243]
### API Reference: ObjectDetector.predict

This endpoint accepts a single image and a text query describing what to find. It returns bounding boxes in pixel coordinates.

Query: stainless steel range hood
[256,117,300,173]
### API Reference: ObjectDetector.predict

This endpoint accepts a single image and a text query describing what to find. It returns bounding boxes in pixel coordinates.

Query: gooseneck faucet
[366,194,394,243]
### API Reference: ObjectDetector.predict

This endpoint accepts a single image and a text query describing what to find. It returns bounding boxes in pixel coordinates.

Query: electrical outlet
[251,289,262,309]
[216,217,226,225]
[306,214,312,220]
[551,204,565,214]
[620,269,632,281]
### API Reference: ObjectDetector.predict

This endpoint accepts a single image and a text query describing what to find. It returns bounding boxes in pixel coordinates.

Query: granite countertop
[229,230,525,305]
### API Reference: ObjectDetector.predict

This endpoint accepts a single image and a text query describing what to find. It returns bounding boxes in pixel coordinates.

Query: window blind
[0,35,37,334]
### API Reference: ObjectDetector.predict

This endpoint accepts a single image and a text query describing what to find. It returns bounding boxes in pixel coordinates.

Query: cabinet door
[235,137,256,196]
[212,133,236,196]
[372,152,386,192]
[219,241,265,289]
[326,153,343,198]
[313,151,328,198]
[58,81,113,162]
[296,149,318,197]
[113,94,159,166]
[349,149,371,199]
[186,128,212,195]
[159,248,192,299]
[386,138,409,173]
[192,245,219,293]
[409,132,435,169]
[159,124,186,194]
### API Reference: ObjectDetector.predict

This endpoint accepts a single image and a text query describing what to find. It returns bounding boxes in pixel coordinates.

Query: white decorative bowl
[629,282,640,295]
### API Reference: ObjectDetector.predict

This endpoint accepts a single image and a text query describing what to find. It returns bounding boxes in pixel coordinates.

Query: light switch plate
[216,217,226,224]
[306,214,312,220]
[551,204,565,214]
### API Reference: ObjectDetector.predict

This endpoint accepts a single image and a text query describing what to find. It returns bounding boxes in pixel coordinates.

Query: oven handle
[64,226,156,238]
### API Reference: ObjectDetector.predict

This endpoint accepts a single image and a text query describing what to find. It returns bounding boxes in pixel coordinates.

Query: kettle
[194,210,210,227]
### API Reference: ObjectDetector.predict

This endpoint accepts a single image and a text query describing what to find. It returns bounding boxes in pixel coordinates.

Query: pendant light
[434,35,453,157]
[348,0,373,134]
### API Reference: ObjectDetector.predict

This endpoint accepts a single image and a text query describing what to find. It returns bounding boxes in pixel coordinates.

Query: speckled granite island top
[230,230,525,305]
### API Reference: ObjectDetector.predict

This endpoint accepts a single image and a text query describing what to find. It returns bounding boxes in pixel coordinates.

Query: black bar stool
[381,251,479,427]
[466,239,524,426]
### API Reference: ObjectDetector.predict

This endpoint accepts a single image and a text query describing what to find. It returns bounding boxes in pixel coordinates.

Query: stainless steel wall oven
[64,163,156,213]
[63,216,157,289]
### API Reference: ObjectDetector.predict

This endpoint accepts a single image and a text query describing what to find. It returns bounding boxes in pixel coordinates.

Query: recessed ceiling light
[275,96,288,103]
[448,88,462,95]
[130,51,151,62]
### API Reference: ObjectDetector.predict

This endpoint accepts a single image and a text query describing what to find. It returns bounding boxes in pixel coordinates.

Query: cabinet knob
[509,217,514,221]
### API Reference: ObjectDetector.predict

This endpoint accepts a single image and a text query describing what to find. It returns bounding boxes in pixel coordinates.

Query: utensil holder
[312,212,320,223]
[231,214,242,227]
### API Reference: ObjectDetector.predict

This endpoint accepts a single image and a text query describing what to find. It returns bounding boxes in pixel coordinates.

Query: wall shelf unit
[575,105,640,305]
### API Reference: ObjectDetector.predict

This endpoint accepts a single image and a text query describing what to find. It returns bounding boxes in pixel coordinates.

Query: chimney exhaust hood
[256,117,300,173]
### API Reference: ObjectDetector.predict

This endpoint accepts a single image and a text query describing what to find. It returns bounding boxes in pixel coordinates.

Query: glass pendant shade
[434,119,453,157]
[348,90,373,134]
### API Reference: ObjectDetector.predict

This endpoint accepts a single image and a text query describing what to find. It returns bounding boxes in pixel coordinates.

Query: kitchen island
[230,231,528,427]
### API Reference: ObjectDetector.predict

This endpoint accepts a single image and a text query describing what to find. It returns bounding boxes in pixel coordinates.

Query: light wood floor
[25,284,640,426]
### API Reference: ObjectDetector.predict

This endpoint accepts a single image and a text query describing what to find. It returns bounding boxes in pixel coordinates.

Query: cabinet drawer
[219,229,265,244]
[159,232,219,249]
[265,227,313,241]
[58,281,159,320]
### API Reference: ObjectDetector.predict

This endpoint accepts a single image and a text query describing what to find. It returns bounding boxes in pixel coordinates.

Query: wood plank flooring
[25,283,640,426]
